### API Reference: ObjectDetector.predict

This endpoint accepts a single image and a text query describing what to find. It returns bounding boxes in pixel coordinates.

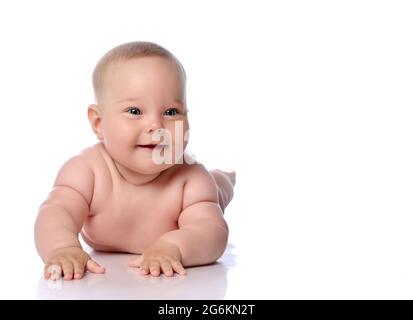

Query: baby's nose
[146,123,163,133]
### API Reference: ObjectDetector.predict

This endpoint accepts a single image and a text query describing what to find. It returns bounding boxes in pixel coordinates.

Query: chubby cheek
[103,120,136,146]
[167,120,189,147]
[101,121,138,163]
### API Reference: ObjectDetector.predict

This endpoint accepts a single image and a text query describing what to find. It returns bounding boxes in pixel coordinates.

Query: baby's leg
[209,169,236,213]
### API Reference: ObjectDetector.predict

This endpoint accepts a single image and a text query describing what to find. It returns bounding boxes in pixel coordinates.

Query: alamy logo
[151,121,197,165]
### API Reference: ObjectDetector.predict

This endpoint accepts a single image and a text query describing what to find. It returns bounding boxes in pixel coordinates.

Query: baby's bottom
[209,169,236,213]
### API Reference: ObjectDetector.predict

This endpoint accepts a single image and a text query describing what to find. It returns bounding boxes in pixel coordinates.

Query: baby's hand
[128,240,186,277]
[44,246,105,281]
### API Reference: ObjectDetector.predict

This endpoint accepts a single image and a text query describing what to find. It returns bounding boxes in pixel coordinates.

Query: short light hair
[92,41,186,103]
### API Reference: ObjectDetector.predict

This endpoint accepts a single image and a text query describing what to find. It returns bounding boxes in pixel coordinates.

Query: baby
[34,41,236,280]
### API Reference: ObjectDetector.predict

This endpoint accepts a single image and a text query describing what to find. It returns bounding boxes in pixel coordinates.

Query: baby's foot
[210,169,236,212]
[226,170,236,186]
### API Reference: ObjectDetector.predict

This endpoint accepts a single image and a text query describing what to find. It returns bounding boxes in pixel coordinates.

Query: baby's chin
[132,162,175,175]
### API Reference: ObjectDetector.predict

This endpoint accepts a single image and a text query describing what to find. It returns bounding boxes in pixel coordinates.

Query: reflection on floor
[36,243,237,300]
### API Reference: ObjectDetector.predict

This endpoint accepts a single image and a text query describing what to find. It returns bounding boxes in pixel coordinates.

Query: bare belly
[80,207,180,254]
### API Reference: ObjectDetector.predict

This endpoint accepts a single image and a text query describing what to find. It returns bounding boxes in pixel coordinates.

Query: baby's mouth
[137,144,166,149]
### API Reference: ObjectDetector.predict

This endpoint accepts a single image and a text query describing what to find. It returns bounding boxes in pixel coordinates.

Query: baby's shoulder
[77,142,108,171]
[173,158,211,183]
[174,160,217,194]
[174,161,219,208]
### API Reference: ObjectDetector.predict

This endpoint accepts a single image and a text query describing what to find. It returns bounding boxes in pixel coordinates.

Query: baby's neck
[114,161,163,186]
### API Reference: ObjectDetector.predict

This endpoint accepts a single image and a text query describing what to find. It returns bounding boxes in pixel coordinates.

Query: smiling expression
[88,56,190,175]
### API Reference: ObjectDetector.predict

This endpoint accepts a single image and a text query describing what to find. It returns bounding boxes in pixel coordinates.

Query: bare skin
[41,146,235,279]
[129,170,236,277]
[36,56,236,280]
[44,246,105,280]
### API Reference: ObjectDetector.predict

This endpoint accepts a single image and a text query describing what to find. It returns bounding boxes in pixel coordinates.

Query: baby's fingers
[149,260,161,277]
[62,260,74,280]
[140,260,150,275]
[171,260,186,276]
[160,259,174,277]
[73,259,86,279]
[44,264,52,279]
[44,264,62,280]
[86,259,106,274]
[128,255,143,268]
[139,259,161,277]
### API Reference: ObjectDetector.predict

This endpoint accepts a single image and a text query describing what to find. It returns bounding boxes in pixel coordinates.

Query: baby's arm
[161,167,229,266]
[34,155,104,280]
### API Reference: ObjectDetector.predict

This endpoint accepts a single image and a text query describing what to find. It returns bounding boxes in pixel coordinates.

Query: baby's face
[91,56,189,175]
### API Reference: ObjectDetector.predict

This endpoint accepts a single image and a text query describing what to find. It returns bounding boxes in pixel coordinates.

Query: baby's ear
[87,104,103,140]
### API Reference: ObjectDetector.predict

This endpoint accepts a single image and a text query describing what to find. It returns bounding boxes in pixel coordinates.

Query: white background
[0,0,412,299]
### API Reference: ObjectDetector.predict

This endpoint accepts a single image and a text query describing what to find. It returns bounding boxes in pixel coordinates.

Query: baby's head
[88,41,190,175]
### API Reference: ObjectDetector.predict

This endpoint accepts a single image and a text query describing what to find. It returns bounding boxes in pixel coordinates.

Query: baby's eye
[127,107,142,115]
[164,108,179,116]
